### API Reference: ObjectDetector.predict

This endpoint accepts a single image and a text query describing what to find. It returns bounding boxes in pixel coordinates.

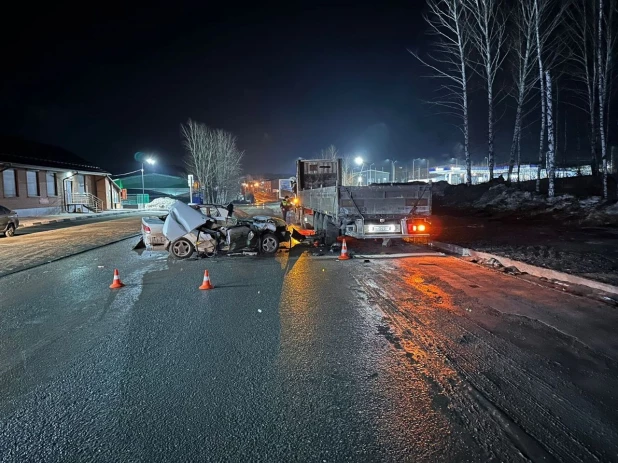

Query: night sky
[0,2,592,177]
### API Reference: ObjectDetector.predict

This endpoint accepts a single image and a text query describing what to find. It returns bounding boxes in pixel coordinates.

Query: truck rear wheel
[323,215,338,246]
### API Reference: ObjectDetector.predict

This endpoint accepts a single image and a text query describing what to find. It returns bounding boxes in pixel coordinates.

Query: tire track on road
[353,258,618,462]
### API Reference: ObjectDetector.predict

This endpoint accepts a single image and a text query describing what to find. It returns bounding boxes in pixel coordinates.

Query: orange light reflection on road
[398,259,455,312]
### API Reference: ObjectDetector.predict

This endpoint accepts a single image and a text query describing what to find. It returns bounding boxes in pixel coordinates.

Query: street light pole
[354,156,364,186]
[140,157,156,199]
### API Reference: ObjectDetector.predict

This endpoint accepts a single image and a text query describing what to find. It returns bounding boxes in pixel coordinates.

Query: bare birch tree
[569,0,617,197]
[466,0,508,181]
[320,144,339,161]
[182,119,215,198]
[545,71,556,197]
[410,0,472,185]
[568,0,600,178]
[212,130,244,203]
[507,0,539,181]
[182,119,244,204]
[319,145,355,185]
[597,0,617,199]
[533,0,567,192]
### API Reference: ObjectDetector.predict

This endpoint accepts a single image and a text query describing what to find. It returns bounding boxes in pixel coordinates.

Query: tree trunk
[589,110,598,176]
[535,0,546,193]
[517,130,521,184]
[555,81,559,165]
[562,109,568,171]
[598,0,609,199]
[464,87,471,186]
[545,71,555,198]
[459,17,471,187]
[508,99,523,182]
[537,75,546,192]
[488,84,495,180]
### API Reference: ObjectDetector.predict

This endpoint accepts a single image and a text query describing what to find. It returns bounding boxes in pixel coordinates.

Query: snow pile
[545,194,577,212]
[583,200,618,224]
[473,184,543,210]
[145,197,177,210]
[470,185,614,217]
[579,196,603,209]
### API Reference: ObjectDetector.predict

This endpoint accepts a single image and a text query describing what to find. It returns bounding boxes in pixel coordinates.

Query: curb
[307,251,445,260]
[429,241,618,297]
[19,211,136,229]
[352,252,445,259]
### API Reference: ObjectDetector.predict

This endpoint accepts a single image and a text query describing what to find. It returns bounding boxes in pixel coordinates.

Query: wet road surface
[0,215,144,277]
[1,239,617,462]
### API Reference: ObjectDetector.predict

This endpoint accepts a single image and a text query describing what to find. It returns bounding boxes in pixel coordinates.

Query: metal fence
[121,194,150,209]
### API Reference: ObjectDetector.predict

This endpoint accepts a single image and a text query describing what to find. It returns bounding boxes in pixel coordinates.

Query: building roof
[113,173,188,190]
[0,136,108,174]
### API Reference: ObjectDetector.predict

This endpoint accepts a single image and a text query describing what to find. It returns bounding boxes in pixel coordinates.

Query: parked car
[136,201,290,258]
[0,204,19,237]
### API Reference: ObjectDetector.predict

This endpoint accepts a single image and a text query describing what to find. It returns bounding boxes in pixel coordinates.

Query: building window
[27,171,40,197]
[46,172,58,196]
[2,169,17,197]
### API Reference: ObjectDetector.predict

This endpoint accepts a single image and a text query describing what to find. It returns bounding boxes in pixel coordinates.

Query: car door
[0,206,9,230]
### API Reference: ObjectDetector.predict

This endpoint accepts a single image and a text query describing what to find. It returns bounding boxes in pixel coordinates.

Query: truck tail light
[407,221,428,234]
[143,225,151,233]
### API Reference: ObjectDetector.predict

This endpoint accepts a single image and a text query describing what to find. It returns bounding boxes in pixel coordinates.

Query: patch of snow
[145,197,177,211]
[579,196,603,208]
[473,185,544,211]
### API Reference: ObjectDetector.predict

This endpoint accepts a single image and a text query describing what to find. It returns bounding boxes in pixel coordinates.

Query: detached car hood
[163,201,209,242]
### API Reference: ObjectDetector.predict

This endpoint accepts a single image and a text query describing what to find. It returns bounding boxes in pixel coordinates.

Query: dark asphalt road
[1,238,617,462]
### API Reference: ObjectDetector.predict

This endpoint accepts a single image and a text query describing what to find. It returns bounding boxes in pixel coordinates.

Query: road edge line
[18,211,135,229]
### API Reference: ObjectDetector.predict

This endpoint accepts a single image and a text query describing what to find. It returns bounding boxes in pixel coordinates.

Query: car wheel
[170,238,194,259]
[260,233,280,254]
[5,224,15,237]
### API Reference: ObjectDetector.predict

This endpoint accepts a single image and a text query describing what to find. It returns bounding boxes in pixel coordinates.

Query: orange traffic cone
[199,270,214,290]
[109,269,125,289]
[338,239,351,260]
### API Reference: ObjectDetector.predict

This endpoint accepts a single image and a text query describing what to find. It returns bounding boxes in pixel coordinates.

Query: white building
[426,164,593,185]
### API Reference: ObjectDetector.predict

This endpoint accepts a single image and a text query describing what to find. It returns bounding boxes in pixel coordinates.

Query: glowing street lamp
[355,156,364,166]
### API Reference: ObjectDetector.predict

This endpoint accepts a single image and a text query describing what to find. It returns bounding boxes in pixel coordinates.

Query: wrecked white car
[136,201,291,258]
